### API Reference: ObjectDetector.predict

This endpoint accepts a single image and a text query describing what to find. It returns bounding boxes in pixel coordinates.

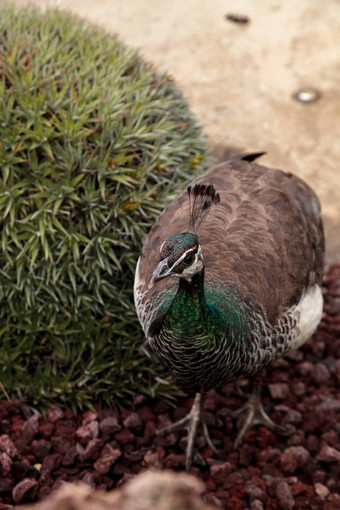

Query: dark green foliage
[0,6,209,410]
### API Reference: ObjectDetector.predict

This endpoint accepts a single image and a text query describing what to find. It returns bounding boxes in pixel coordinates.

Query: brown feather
[137,159,324,325]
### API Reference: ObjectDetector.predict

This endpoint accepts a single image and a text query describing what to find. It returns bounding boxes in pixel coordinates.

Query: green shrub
[0,6,209,410]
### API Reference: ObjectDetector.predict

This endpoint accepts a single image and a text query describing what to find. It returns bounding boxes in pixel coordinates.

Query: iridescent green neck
[162,271,251,345]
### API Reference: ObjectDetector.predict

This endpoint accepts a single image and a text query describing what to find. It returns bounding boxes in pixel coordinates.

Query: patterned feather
[134,157,324,393]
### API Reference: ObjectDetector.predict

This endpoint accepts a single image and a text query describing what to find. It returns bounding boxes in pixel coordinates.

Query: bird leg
[231,372,284,448]
[156,392,217,470]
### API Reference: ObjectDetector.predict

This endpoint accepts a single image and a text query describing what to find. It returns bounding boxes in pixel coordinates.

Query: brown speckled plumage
[136,158,324,332]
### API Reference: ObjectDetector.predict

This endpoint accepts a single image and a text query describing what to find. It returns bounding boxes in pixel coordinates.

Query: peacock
[134,154,324,470]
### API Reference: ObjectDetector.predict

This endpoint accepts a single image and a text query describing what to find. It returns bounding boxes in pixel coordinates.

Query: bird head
[150,183,220,286]
[150,232,203,285]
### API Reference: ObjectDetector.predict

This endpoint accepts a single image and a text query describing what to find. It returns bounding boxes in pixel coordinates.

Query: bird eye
[183,252,195,266]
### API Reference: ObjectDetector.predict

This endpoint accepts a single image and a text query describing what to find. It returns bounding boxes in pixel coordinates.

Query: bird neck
[162,269,253,347]
[163,270,225,341]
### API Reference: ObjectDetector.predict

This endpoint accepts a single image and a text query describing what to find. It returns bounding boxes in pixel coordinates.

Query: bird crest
[187,184,220,234]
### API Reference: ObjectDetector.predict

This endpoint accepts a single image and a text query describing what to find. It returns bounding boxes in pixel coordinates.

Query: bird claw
[156,393,219,470]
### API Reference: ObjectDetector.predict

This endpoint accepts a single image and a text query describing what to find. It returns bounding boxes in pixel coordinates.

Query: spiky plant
[0,6,209,410]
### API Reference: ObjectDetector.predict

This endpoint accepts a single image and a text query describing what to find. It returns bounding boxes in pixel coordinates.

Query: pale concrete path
[4,0,340,260]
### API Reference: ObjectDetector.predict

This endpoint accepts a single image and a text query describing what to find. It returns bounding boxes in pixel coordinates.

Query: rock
[276,481,295,510]
[268,383,289,400]
[113,429,135,445]
[291,381,306,397]
[0,477,13,495]
[31,439,51,461]
[51,437,71,456]
[62,445,80,466]
[21,414,40,445]
[94,445,121,474]
[251,501,264,510]
[224,472,244,490]
[312,363,331,385]
[123,412,142,431]
[54,420,77,440]
[280,446,310,474]
[76,425,93,444]
[81,410,98,426]
[316,443,340,463]
[0,435,18,458]
[99,417,121,435]
[38,420,54,439]
[314,482,329,499]
[280,409,302,426]
[142,449,164,469]
[296,361,314,377]
[83,439,103,461]
[12,478,38,505]
[0,452,12,476]
[88,420,99,439]
[46,405,64,423]
[40,454,62,484]
[164,453,186,468]
[210,462,233,485]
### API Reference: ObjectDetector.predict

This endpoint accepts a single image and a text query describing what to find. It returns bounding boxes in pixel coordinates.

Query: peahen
[134,154,324,470]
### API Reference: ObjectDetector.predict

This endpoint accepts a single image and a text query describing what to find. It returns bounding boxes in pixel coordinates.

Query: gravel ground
[0,263,339,509]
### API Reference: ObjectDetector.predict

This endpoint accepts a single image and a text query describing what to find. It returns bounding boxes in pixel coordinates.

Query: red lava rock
[88,420,99,439]
[142,448,164,469]
[258,447,281,465]
[94,445,121,474]
[12,478,38,505]
[46,405,64,423]
[81,410,98,426]
[0,477,14,494]
[281,446,310,475]
[210,461,233,485]
[9,416,25,436]
[0,452,12,476]
[51,436,71,456]
[123,412,142,431]
[316,442,340,463]
[326,493,340,509]
[31,439,51,461]
[312,363,332,385]
[226,495,243,510]
[61,445,79,466]
[54,420,76,441]
[224,472,244,490]
[0,436,18,461]
[20,414,40,445]
[136,405,155,424]
[38,419,54,439]
[40,454,62,484]
[113,429,135,445]
[268,383,289,400]
[275,481,294,510]
[291,482,313,497]
[75,425,93,444]
[251,500,265,510]
[255,427,277,449]
[296,361,314,377]
[314,482,329,499]
[83,438,103,461]
[99,417,121,435]
[164,453,185,468]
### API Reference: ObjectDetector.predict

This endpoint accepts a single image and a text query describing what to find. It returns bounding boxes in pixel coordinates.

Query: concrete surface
[3,0,340,260]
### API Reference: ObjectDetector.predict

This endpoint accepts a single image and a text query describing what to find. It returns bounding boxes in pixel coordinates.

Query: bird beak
[149,257,170,288]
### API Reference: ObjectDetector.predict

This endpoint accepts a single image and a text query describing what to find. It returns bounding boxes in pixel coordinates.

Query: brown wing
[136,159,324,326]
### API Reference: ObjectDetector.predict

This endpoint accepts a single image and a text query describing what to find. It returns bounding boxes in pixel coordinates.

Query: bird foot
[156,393,218,470]
[219,394,284,448]
[233,396,284,448]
